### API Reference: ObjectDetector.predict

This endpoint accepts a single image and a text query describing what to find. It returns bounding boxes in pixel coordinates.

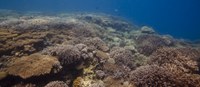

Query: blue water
[0,0,200,40]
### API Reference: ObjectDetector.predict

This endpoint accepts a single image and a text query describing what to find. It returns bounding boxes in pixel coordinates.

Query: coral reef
[0,10,200,87]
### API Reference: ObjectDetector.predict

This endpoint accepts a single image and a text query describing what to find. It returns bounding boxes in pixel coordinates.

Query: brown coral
[44,81,68,87]
[148,47,199,73]
[110,47,136,69]
[130,65,181,87]
[4,54,62,79]
[135,34,174,56]
[83,37,109,52]
[42,45,82,65]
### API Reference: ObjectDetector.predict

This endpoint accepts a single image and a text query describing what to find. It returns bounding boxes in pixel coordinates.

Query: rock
[140,26,155,34]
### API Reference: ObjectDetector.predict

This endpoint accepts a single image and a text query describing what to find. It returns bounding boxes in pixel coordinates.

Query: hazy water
[0,0,200,40]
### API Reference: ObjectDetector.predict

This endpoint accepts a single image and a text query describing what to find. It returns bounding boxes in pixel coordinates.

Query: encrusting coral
[2,54,62,79]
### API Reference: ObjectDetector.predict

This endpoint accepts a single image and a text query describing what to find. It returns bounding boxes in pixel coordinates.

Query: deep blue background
[0,0,200,40]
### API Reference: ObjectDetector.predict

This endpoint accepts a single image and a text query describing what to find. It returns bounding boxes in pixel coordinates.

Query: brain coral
[44,81,68,87]
[148,47,200,73]
[4,54,62,79]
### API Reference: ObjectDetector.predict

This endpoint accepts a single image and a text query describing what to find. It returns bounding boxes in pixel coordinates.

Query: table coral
[4,54,62,79]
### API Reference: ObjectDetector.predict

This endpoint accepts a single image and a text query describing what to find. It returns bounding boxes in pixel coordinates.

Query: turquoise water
[0,0,200,40]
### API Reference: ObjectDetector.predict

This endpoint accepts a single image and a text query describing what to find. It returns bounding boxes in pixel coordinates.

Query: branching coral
[130,65,181,87]
[42,43,96,72]
[83,37,109,52]
[110,47,136,69]
[44,81,68,87]
[101,62,131,79]
[135,34,174,56]
[42,45,82,65]
[148,47,199,73]
[4,54,62,79]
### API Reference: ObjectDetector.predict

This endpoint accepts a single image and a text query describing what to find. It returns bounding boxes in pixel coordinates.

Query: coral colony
[0,10,200,87]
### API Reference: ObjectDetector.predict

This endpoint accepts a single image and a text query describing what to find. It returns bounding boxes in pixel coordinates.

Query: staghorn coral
[148,47,199,73]
[110,47,136,69]
[135,34,174,56]
[44,81,68,87]
[3,54,62,79]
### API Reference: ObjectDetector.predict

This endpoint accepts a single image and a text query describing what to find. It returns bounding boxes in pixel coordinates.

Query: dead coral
[148,47,199,73]
[110,47,136,69]
[135,34,174,56]
[3,54,62,79]
[44,81,68,87]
